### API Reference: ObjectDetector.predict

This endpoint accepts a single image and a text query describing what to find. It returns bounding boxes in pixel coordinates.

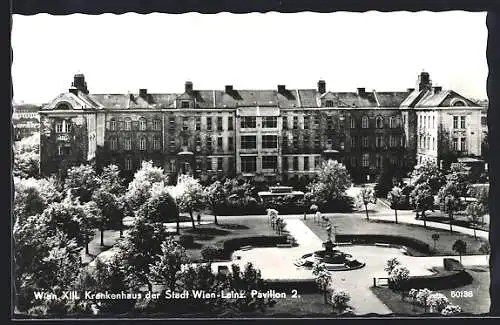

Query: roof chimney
[417,71,432,91]
[433,86,442,94]
[70,73,89,94]
[185,81,193,94]
[139,88,148,98]
[277,85,286,94]
[357,87,366,96]
[318,80,326,94]
[225,85,233,93]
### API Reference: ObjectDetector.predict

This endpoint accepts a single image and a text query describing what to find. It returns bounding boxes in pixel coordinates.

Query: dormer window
[181,101,190,109]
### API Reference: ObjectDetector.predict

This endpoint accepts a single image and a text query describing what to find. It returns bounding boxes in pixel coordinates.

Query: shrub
[200,245,221,262]
[426,293,449,313]
[384,258,401,275]
[443,258,464,271]
[441,304,462,316]
[331,289,351,313]
[416,288,433,308]
[179,235,194,247]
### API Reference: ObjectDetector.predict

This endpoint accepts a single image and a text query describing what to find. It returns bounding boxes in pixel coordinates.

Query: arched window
[361,116,369,128]
[124,138,132,150]
[56,102,71,110]
[452,100,466,107]
[389,117,396,129]
[376,116,384,128]
[139,137,147,151]
[124,118,132,131]
[139,118,147,131]
[124,157,132,171]
[110,119,117,131]
[153,137,161,150]
[350,117,356,129]
[153,119,161,131]
[110,137,117,150]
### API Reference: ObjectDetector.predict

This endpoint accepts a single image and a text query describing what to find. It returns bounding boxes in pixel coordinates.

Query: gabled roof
[374,92,410,107]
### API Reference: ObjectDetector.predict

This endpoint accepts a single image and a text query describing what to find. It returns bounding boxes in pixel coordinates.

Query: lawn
[303,215,487,256]
[370,265,490,315]
[176,217,279,261]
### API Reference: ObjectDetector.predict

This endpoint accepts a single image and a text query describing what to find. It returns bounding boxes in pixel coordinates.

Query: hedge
[336,234,431,255]
[217,235,288,259]
[443,258,465,271]
[391,270,473,291]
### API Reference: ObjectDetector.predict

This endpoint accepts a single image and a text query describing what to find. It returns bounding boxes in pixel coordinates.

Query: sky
[12,11,488,105]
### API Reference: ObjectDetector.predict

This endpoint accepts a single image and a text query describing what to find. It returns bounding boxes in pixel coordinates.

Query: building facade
[13,104,40,140]
[38,72,483,183]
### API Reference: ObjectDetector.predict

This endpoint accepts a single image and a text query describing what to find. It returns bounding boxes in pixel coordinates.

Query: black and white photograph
[11,10,492,318]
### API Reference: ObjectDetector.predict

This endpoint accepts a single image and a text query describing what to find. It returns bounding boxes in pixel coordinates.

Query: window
[262,156,278,170]
[424,116,427,129]
[169,139,176,151]
[55,122,63,133]
[350,156,356,167]
[182,137,188,147]
[125,158,132,171]
[362,116,369,128]
[292,135,298,148]
[124,138,132,150]
[327,116,334,129]
[206,137,212,151]
[452,138,458,150]
[314,116,320,128]
[241,135,257,149]
[262,116,277,128]
[340,141,345,150]
[376,116,384,128]
[207,116,212,131]
[181,101,190,108]
[195,158,202,171]
[217,136,223,150]
[453,116,459,129]
[153,119,161,131]
[389,117,396,129]
[460,116,466,129]
[432,116,435,129]
[57,145,71,156]
[314,156,321,169]
[110,119,117,131]
[207,158,213,171]
[195,117,201,131]
[228,136,234,151]
[262,135,278,149]
[293,157,299,170]
[293,116,298,129]
[169,116,176,129]
[376,154,383,168]
[139,137,147,151]
[432,137,435,151]
[304,156,310,170]
[362,153,370,167]
[351,136,356,148]
[314,136,321,149]
[282,157,289,170]
[153,137,161,150]
[228,116,233,130]
[325,100,334,107]
[241,156,257,173]
[217,117,223,131]
[182,117,189,131]
[139,118,147,131]
[241,116,256,128]
[282,116,288,130]
[350,117,356,129]
[110,137,117,150]
[362,136,369,148]
[304,116,310,129]
[460,137,467,151]
[390,135,397,148]
[195,136,201,151]
[125,118,132,131]
[303,135,310,147]
[217,158,223,171]
[376,136,383,148]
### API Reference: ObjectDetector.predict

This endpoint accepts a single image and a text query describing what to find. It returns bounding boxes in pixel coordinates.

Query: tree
[313,262,332,304]
[479,242,490,261]
[389,265,410,300]
[410,183,434,229]
[387,186,403,224]
[13,132,40,179]
[410,160,445,194]
[175,175,206,229]
[14,177,62,224]
[308,160,352,206]
[431,234,440,252]
[298,192,315,220]
[148,237,191,292]
[117,216,169,292]
[63,164,100,203]
[99,164,126,196]
[384,258,401,275]
[452,239,467,263]
[125,161,168,212]
[438,182,462,233]
[204,181,227,225]
[374,166,395,198]
[331,289,351,314]
[91,190,119,247]
[137,182,179,226]
[426,292,450,313]
[358,186,376,220]
[466,201,487,239]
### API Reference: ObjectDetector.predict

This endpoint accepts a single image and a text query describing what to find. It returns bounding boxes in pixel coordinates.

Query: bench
[336,242,353,246]
[375,243,391,247]
[240,245,253,251]
[373,277,389,287]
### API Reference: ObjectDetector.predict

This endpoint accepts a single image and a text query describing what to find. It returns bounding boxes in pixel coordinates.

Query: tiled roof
[413,90,452,108]
[374,92,409,107]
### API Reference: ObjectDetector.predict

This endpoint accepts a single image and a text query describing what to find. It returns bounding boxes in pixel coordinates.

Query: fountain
[294,221,365,271]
